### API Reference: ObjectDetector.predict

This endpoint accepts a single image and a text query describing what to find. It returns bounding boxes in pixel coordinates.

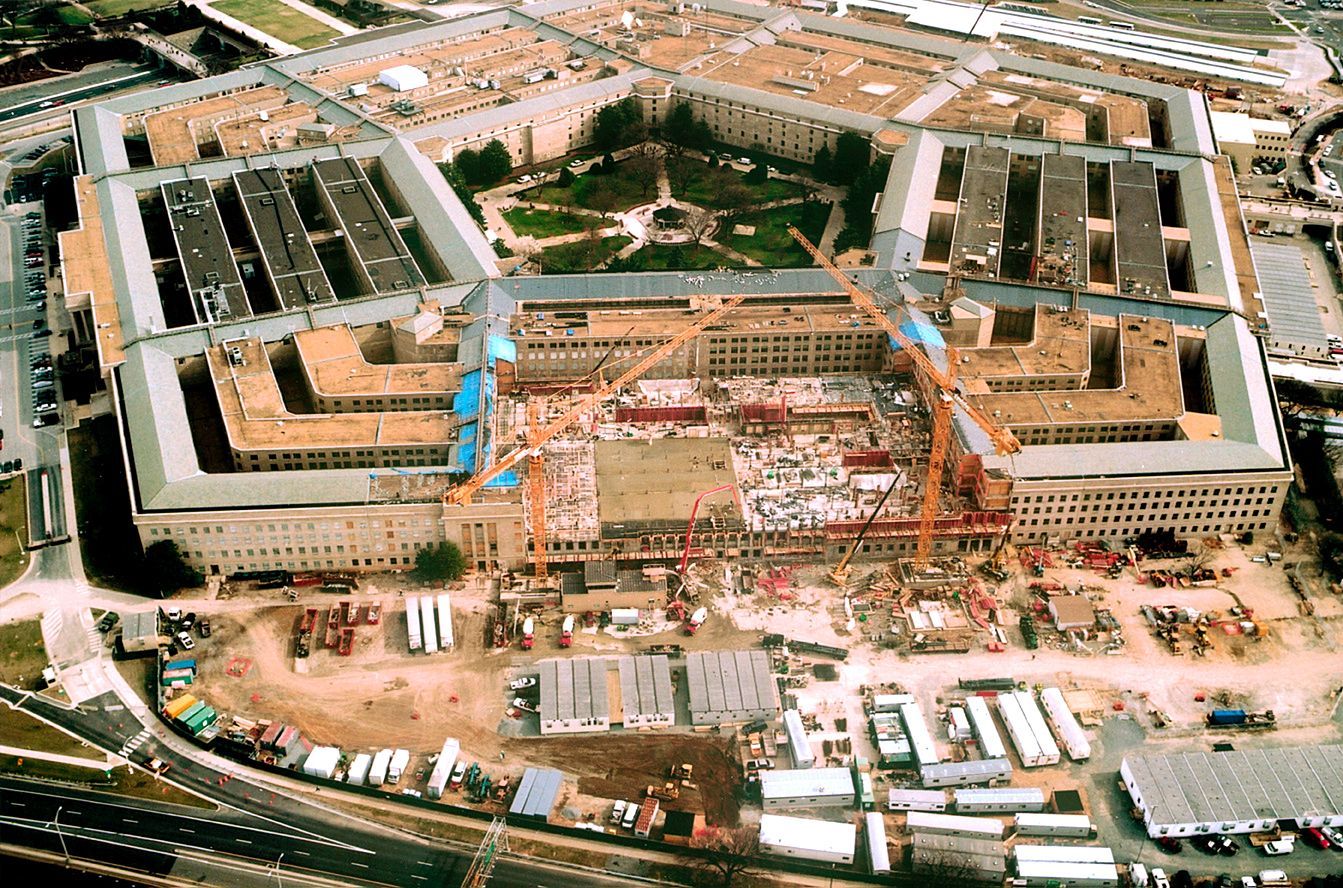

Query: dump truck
[560,614,574,648]
[686,607,707,635]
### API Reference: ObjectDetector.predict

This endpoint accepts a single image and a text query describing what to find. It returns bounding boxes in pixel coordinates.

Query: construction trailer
[1014,845,1115,864]
[1040,687,1091,761]
[906,810,1006,840]
[997,692,1045,767]
[509,768,564,822]
[899,701,939,769]
[406,595,422,652]
[912,832,1005,882]
[872,693,916,712]
[426,737,461,799]
[888,788,949,812]
[920,758,1013,788]
[760,767,856,810]
[369,748,393,785]
[965,694,1007,760]
[948,706,972,741]
[758,814,856,865]
[346,753,372,785]
[1013,691,1061,765]
[1014,860,1120,888]
[420,596,439,655]
[1014,813,1096,838]
[539,657,611,735]
[436,593,454,651]
[865,811,891,875]
[783,708,815,769]
[685,650,778,726]
[954,787,1046,814]
[302,746,341,779]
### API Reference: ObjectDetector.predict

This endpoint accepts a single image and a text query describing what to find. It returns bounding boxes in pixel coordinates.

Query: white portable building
[865,811,891,875]
[954,787,1046,813]
[888,788,948,812]
[997,692,1044,767]
[406,595,422,652]
[388,748,411,782]
[1015,860,1119,887]
[302,746,340,779]
[759,814,856,865]
[760,767,855,810]
[420,596,438,655]
[369,748,392,785]
[426,737,460,799]
[1014,844,1115,864]
[1040,687,1090,761]
[782,708,814,768]
[965,695,1007,760]
[949,706,972,741]
[610,608,639,625]
[873,693,915,712]
[1013,691,1061,765]
[899,701,938,768]
[378,65,428,92]
[436,593,454,651]
[346,753,372,785]
[1014,813,1095,838]
[906,810,1005,839]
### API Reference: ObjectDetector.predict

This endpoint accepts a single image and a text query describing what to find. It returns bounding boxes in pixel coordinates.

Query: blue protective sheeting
[458,422,478,446]
[888,320,945,351]
[453,369,496,418]
[487,335,517,367]
[458,441,478,475]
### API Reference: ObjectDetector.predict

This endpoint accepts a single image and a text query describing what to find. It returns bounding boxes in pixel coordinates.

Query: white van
[1130,862,1149,888]
[621,800,639,829]
[1258,871,1288,888]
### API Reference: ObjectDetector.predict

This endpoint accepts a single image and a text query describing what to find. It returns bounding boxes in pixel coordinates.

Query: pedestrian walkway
[0,743,114,770]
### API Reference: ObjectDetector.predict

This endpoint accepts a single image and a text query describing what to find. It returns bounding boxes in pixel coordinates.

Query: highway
[0,686,652,887]
[0,65,160,124]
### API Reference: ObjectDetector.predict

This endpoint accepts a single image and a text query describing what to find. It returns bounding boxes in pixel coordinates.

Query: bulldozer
[647,781,680,801]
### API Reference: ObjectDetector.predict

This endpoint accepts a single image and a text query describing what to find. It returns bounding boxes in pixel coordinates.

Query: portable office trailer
[783,708,814,768]
[302,746,340,779]
[426,737,460,799]
[873,693,915,712]
[760,767,856,810]
[1014,860,1119,888]
[406,595,422,652]
[965,695,1007,760]
[913,832,1005,881]
[1014,813,1096,838]
[921,758,1013,787]
[865,811,891,875]
[949,706,972,741]
[436,593,454,651]
[1013,691,1061,765]
[759,814,856,865]
[888,788,949,812]
[346,753,372,785]
[368,748,393,785]
[954,787,1046,814]
[906,810,1006,840]
[997,693,1044,767]
[420,596,438,655]
[899,701,939,768]
[1040,687,1090,761]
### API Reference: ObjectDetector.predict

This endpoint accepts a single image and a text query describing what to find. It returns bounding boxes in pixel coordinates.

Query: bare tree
[689,826,759,887]
[716,182,754,219]
[684,206,716,247]
[589,180,619,219]
[628,145,662,199]
[665,154,700,199]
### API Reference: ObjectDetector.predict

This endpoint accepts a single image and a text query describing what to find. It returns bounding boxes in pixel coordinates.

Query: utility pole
[268,852,285,887]
[53,805,69,867]
[461,817,508,888]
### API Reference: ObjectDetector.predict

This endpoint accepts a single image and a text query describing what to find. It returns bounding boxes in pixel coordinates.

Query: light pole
[53,805,69,867]
[267,852,285,888]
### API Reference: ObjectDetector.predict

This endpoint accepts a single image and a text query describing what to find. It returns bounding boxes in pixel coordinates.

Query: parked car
[96,612,119,632]
[1301,827,1331,850]
[176,631,195,651]
[197,618,211,638]
[1261,840,1294,856]
[1215,835,1239,856]
[1319,825,1343,848]
[1192,836,1219,855]
[180,612,196,631]
[1151,868,1171,888]
[165,607,182,621]
[515,174,533,184]
[745,758,774,770]
[508,676,537,691]
[146,758,170,774]
[568,158,585,168]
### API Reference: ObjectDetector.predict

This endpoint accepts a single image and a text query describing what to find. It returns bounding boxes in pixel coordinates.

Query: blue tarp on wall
[888,320,945,351]
[487,335,517,367]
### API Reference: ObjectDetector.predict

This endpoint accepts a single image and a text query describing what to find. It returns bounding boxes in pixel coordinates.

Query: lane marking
[350,861,370,869]
[123,818,138,824]
[235,838,251,845]
[180,828,194,834]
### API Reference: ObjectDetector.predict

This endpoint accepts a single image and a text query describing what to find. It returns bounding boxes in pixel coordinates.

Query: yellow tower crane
[787,226,1020,574]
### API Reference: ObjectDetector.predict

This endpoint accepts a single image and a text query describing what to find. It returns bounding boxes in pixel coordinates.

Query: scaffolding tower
[461,816,509,888]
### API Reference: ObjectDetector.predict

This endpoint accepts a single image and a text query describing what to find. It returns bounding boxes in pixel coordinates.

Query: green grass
[540,235,632,273]
[0,476,29,591]
[670,159,801,211]
[213,0,339,48]
[717,201,832,267]
[54,4,94,24]
[84,0,173,16]
[529,165,656,214]
[503,207,599,239]
[634,243,736,271]
[0,620,45,688]
[0,754,214,808]
[0,705,92,757]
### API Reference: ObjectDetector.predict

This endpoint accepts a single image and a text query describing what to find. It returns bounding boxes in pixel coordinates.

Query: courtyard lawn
[634,243,737,271]
[0,475,29,591]
[213,0,339,49]
[503,207,599,239]
[669,157,801,210]
[717,201,832,267]
[85,0,174,16]
[540,235,632,273]
[529,164,657,214]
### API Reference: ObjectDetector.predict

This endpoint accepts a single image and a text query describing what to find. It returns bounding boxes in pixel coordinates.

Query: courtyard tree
[683,206,715,247]
[479,139,513,183]
[144,540,202,595]
[628,142,663,199]
[453,147,482,184]
[412,541,467,582]
[663,101,712,154]
[813,142,834,183]
[589,179,620,218]
[689,826,759,887]
[594,97,646,153]
[557,167,576,187]
[832,130,871,186]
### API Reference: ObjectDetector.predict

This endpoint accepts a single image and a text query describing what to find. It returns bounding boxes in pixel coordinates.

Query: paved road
[0,64,158,125]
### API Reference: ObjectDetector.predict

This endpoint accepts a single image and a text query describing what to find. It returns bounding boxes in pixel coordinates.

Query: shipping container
[160,669,194,687]
[164,658,196,673]
[176,701,207,724]
[1040,687,1091,761]
[865,811,891,875]
[369,748,392,785]
[260,721,283,748]
[406,595,422,652]
[302,746,341,780]
[610,608,639,625]
[346,753,372,785]
[1207,709,1247,726]
[420,596,438,655]
[436,593,454,651]
[426,738,460,799]
[996,693,1044,767]
[164,694,197,718]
